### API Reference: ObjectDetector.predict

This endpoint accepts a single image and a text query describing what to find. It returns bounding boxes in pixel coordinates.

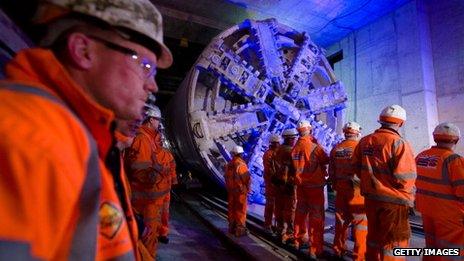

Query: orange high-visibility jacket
[263,146,279,185]
[352,128,417,206]
[225,156,251,194]
[0,49,134,260]
[292,136,329,187]
[416,147,464,219]
[127,126,173,201]
[274,144,297,185]
[114,131,142,258]
[329,139,360,191]
[151,146,177,194]
[151,130,177,188]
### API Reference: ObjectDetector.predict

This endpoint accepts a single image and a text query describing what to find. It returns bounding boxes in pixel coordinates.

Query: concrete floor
[157,194,425,260]
[157,198,243,260]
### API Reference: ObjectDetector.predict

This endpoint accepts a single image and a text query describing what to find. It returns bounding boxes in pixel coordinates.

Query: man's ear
[66,32,94,69]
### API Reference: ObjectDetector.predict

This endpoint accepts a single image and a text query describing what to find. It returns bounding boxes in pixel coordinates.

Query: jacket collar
[139,124,156,138]
[376,127,401,137]
[431,145,453,152]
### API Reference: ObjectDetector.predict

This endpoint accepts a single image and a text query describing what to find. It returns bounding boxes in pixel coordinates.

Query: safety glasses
[87,35,157,80]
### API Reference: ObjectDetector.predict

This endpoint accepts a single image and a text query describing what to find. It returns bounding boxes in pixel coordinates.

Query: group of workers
[0,0,178,260]
[0,0,462,260]
[227,104,463,261]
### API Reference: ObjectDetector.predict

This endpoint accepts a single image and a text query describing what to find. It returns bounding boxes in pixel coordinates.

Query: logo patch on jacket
[362,145,382,157]
[335,148,353,158]
[99,202,124,239]
[417,155,439,168]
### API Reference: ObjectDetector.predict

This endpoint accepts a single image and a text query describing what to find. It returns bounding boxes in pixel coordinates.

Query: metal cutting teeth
[166,19,348,204]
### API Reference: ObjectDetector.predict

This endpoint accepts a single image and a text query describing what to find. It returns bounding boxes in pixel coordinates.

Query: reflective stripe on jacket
[329,139,359,191]
[224,156,251,194]
[292,136,329,187]
[127,125,159,192]
[274,144,297,185]
[352,128,417,206]
[263,146,279,184]
[152,146,177,192]
[416,147,464,219]
[0,48,134,260]
[127,128,176,200]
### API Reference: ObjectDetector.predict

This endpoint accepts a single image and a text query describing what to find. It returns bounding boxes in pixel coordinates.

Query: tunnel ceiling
[153,0,411,47]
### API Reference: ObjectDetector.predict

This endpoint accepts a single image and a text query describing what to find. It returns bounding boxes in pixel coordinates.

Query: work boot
[263,226,273,235]
[317,250,335,260]
[281,232,294,244]
[235,226,248,237]
[308,253,318,261]
[271,225,277,234]
[299,242,309,250]
[286,238,299,249]
[332,250,346,260]
[158,236,169,244]
[228,223,236,234]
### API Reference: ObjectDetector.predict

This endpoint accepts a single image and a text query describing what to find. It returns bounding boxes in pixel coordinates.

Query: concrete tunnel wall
[325,0,464,155]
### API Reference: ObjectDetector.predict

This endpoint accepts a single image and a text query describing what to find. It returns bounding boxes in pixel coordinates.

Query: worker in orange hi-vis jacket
[274,128,299,243]
[155,128,178,244]
[0,0,172,260]
[262,134,281,233]
[126,105,169,259]
[291,120,329,258]
[329,121,367,260]
[115,119,141,258]
[224,146,251,237]
[115,118,155,261]
[415,122,464,260]
[352,104,417,261]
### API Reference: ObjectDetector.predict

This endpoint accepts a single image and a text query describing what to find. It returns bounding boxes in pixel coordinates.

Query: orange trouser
[227,191,248,228]
[137,240,154,261]
[294,187,325,256]
[274,185,296,238]
[264,182,276,228]
[422,215,464,261]
[333,190,367,260]
[158,193,171,237]
[365,199,410,261]
[132,198,164,259]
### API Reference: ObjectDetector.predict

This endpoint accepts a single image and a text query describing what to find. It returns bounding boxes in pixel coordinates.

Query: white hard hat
[343,121,362,134]
[433,122,461,143]
[145,104,162,119]
[147,92,156,104]
[297,120,312,133]
[282,128,298,137]
[270,134,281,143]
[231,145,244,155]
[379,104,407,124]
[35,0,173,68]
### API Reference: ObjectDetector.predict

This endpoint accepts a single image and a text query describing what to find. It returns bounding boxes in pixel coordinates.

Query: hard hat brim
[297,126,311,133]
[378,116,404,124]
[433,134,459,143]
[156,42,173,69]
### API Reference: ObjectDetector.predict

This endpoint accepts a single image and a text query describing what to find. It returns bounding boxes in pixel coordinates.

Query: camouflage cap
[36,0,173,68]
